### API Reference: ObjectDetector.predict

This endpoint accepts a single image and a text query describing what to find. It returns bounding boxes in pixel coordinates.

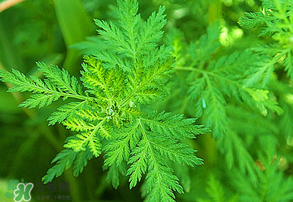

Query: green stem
[175,66,219,166]
[175,66,243,88]
[208,0,222,23]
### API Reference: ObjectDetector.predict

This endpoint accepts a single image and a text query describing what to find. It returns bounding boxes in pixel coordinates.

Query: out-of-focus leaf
[0,87,20,113]
[53,0,94,73]
[0,17,23,71]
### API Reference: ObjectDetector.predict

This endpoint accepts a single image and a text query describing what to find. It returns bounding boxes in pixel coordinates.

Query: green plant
[239,0,293,85]
[2,0,293,201]
[0,0,208,201]
[169,0,293,201]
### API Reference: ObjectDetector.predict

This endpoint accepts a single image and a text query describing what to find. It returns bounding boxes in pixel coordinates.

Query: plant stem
[0,0,25,12]
[208,0,222,23]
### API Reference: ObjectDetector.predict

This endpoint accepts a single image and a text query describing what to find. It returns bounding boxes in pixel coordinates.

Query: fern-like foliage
[170,18,285,192]
[0,0,208,201]
[176,47,283,139]
[230,135,293,201]
[239,0,293,82]
[197,175,238,202]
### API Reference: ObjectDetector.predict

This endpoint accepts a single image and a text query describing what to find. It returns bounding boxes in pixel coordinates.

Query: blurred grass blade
[0,0,25,12]
[0,17,23,71]
[53,0,94,73]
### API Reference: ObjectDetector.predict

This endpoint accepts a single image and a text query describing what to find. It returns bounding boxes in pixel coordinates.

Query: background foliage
[1,0,293,201]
